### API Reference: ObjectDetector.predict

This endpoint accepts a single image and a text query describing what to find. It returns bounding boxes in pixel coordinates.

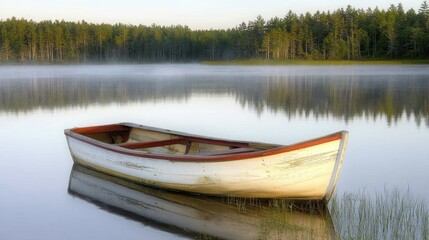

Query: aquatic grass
[257,212,309,240]
[221,196,326,214]
[223,196,251,212]
[219,197,334,239]
[330,188,429,240]
[424,211,429,239]
[219,189,429,239]
[257,199,336,240]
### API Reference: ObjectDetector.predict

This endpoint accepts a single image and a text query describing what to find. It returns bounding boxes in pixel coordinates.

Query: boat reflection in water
[68,164,338,239]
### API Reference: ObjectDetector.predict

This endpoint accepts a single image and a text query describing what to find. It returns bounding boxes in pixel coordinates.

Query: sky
[0,0,425,30]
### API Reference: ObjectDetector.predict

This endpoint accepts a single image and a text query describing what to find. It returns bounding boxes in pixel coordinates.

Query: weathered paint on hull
[66,134,347,200]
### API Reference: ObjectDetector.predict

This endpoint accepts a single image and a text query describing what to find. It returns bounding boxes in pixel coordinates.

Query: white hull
[66,128,347,201]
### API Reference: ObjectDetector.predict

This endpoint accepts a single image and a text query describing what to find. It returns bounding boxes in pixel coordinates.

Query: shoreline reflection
[68,164,337,240]
[1,66,428,127]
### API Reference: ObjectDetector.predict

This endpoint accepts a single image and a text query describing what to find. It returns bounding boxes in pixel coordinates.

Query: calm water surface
[0,64,428,239]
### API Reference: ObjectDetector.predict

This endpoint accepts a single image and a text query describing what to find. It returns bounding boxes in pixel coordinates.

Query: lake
[0,64,428,239]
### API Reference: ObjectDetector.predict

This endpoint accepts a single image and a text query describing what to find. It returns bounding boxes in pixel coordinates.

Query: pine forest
[1,2,429,63]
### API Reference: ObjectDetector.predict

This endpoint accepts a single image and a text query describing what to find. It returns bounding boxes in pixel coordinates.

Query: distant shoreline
[1,59,429,66]
[202,59,429,66]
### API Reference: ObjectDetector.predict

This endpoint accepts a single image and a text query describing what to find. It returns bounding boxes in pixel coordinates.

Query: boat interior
[71,124,280,156]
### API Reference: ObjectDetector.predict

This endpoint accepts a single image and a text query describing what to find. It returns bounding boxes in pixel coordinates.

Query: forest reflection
[245,75,428,127]
[1,74,427,127]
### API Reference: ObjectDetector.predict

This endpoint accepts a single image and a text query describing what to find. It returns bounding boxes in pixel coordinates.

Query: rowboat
[69,164,338,239]
[64,122,348,203]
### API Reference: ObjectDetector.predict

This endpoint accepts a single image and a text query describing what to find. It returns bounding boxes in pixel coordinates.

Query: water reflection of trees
[237,75,429,127]
[0,75,427,126]
[0,77,193,112]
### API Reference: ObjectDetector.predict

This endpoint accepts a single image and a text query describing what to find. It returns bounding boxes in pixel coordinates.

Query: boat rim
[64,122,347,162]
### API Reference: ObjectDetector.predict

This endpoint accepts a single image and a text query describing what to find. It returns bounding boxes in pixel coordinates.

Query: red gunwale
[64,123,345,162]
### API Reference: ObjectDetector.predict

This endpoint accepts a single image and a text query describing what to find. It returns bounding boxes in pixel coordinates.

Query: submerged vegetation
[1,2,429,63]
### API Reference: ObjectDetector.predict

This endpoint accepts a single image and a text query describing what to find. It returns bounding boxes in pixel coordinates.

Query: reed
[218,189,428,239]
[223,196,251,212]
[221,196,326,214]
[330,188,429,240]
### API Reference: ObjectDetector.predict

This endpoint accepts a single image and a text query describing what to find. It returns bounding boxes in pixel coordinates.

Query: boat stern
[323,131,349,203]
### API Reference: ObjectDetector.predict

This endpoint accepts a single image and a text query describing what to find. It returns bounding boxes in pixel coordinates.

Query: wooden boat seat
[117,138,260,156]
[117,138,187,149]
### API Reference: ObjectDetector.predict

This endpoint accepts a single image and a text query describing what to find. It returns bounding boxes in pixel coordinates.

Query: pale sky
[0,0,424,29]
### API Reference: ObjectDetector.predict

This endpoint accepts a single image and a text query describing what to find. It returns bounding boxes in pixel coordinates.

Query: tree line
[1,2,429,63]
